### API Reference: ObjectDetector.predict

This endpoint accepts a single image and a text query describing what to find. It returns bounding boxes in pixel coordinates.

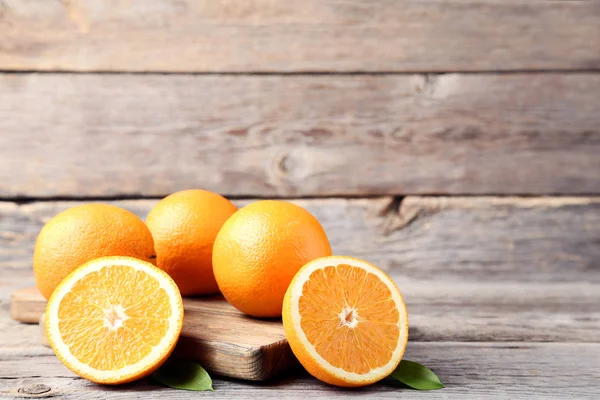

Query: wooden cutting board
[10,287,296,381]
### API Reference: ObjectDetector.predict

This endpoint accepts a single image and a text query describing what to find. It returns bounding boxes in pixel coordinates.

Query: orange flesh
[57,265,171,370]
[298,264,400,374]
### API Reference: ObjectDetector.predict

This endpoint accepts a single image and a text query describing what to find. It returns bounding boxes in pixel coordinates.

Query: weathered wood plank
[0,306,41,350]
[393,197,600,283]
[2,341,600,398]
[1,74,600,197]
[3,197,599,281]
[5,276,600,343]
[2,197,600,342]
[0,0,599,72]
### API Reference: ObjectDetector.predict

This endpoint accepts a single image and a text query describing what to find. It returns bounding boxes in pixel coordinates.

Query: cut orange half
[45,256,184,385]
[282,256,409,387]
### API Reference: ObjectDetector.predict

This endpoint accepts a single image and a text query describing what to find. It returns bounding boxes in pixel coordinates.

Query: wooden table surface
[2,293,600,399]
[2,198,599,399]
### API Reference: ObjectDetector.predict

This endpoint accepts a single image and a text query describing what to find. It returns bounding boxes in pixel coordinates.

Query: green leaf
[152,360,214,391]
[389,360,444,390]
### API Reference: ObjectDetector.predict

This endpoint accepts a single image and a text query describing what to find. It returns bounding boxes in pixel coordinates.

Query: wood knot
[276,152,293,175]
[303,128,332,138]
[18,383,51,395]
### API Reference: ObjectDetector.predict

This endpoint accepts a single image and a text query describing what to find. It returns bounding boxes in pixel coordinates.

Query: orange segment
[283,256,408,387]
[46,256,184,385]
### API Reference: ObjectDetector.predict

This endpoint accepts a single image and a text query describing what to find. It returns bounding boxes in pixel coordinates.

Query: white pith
[290,256,409,383]
[103,304,129,330]
[338,306,359,329]
[46,257,183,382]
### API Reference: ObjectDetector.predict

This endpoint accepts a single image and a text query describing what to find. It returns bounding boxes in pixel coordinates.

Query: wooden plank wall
[1,74,599,197]
[1,0,599,72]
[0,0,599,397]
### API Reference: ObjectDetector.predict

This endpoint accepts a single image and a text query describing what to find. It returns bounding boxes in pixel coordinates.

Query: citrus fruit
[45,256,184,385]
[34,204,156,300]
[145,189,238,295]
[282,256,409,387]
[213,200,332,317]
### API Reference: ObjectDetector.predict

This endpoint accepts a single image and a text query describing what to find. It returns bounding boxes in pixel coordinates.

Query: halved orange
[282,256,409,387]
[45,256,184,384]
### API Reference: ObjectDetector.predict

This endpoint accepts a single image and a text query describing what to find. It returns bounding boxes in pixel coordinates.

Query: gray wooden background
[1,1,599,398]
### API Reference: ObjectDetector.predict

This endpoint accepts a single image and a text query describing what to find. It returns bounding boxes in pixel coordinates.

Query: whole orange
[33,204,156,300]
[212,200,332,317]
[145,189,238,296]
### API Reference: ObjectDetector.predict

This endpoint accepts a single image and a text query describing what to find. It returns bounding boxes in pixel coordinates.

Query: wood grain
[12,281,600,343]
[3,197,599,280]
[10,288,294,381]
[1,74,600,197]
[0,0,599,72]
[3,197,600,342]
[2,341,599,398]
